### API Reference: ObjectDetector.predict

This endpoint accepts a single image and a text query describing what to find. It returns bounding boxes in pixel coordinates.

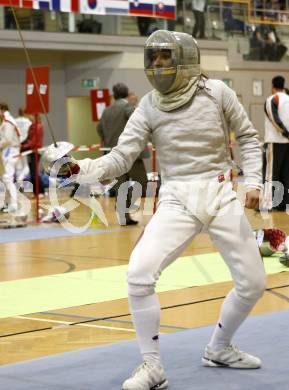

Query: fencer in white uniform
[15,109,32,181]
[0,103,20,212]
[44,31,266,390]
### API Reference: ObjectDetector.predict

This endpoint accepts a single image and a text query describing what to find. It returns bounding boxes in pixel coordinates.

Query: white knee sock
[128,293,161,366]
[6,181,17,208]
[208,289,257,351]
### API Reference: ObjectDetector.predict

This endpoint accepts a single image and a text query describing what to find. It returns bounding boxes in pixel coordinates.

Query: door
[67,96,101,160]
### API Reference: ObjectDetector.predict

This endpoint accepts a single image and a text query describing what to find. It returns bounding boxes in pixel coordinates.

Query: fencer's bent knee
[236,269,266,302]
[2,173,12,184]
[127,264,156,296]
[127,248,158,296]
[127,281,155,296]
[249,277,266,300]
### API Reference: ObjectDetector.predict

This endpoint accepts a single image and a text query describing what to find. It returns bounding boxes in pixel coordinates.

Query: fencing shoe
[122,362,168,390]
[202,344,261,369]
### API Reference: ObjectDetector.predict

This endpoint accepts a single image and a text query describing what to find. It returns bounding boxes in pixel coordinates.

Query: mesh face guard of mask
[144,30,201,94]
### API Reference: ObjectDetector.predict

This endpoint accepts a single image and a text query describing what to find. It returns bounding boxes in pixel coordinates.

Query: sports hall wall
[0,36,288,147]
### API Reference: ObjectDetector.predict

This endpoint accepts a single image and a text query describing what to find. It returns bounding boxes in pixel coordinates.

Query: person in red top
[21,114,44,196]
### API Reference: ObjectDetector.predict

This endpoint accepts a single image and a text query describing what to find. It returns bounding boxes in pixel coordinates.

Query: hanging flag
[79,0,105,14]
[129,0,154,16]
[155,0,175,19]
[22,0,33,8]
[37,0,51,10]
[51,0,60,10]
[0,0,20,5]
[87,0,97,9]
[105,0,128,15]
[57,0,79,12]
[0,0,176,18]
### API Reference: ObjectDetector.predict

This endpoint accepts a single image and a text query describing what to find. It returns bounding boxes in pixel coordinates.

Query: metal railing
[0,1,289,39]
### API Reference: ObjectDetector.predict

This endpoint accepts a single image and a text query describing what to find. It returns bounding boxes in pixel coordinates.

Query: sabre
[8,4,92,182]
[9,2,83,190]
[7,4,101,224]
[9,1,57,147]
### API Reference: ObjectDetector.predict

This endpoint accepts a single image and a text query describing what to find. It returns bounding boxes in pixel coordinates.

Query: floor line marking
[12,316,135,333]
[40,312,187,330]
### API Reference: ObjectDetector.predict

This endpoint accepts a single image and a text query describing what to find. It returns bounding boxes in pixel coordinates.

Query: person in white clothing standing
[0,103,20,212]
[44,31,266,390]
[15,108,32,181]
[263,75,289,211]
[192,0,207,39]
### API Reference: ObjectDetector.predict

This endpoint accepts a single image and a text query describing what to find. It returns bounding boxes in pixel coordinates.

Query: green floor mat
[0,253,287,318]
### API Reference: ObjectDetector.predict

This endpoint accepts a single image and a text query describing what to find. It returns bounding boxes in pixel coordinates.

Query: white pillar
[0,7,4,29]
[68,12,75,33]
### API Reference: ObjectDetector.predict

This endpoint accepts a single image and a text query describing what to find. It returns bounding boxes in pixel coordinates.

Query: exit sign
[82,78,99,88]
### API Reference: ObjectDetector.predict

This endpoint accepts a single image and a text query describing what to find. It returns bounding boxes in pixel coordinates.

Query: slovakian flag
[155,0,175,19]
[129,0,154,16]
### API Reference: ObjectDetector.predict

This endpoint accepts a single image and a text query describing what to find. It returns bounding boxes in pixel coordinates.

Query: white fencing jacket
[0,111,20,150]
[79,79,262,191]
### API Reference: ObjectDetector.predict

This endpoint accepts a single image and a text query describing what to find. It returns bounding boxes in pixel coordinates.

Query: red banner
[25,66,50,114]
[90,89,110,121]
[0,0,20,5]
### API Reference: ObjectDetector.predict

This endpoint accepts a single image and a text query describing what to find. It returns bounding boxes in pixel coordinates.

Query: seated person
[249,28,266,60]
[261,24,287,61]
[249,24,287,61]
[222,4,245,35]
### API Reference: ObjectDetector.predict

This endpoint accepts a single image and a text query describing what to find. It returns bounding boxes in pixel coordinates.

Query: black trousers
[264,143,289,210]
[113,159,148,224]
[28,153,45,195]
[192,10,205,39]
[137,17,152,36]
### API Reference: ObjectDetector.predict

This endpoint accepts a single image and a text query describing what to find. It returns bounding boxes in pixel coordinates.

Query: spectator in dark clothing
[249,24,287,61]
[137,17,153,36]
[21,114,45,196]
[262,25,287,61]
[222,3,245,35]
[97,83,148,225]
[263,75,289,211]
[249,28,266,60]
[192,0,207,39]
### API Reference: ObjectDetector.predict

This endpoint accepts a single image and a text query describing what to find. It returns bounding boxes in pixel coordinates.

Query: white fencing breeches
[16,155,30,181]
[127,181,266,359]
[2,147,19,209]
[128,198,265,300]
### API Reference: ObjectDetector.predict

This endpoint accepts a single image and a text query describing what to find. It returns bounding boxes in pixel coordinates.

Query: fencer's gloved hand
[43,142,79,178]
[55,158,80,178]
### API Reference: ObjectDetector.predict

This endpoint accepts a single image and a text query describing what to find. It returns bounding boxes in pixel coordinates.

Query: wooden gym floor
[0,196,289,366]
